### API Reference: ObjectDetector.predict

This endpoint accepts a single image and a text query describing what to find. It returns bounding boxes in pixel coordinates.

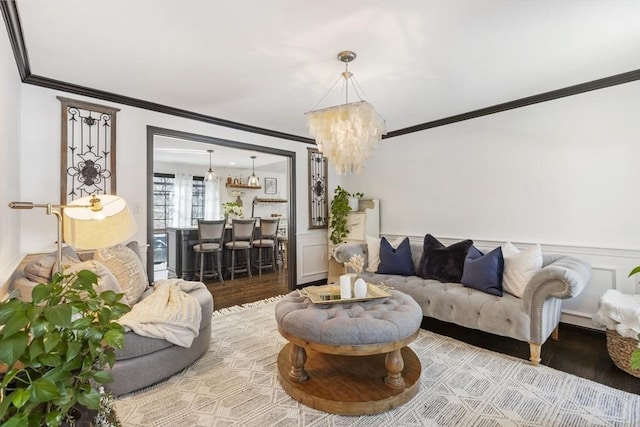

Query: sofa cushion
[95,245,149,305]
[417,234,473,283]
[366,235,405,272]
[365,235,381,272]
[25,246,83,283]
[62,260,124,294]
[461,246,504,296]
[501,242,542,298]
[376,237,415,276]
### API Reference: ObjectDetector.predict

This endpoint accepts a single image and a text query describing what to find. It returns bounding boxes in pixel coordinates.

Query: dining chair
[193,219,226,283]
[224,218,257,280]
[252,218,280,275]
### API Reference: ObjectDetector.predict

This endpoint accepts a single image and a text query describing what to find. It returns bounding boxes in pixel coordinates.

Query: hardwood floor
[200,267,289,310]
[422,317,640,395]
[197,274,640,396]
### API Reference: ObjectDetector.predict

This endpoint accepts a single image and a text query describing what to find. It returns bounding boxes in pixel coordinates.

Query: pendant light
[247,155,259,187]
[205,149,216,181]
[306,50,386,175]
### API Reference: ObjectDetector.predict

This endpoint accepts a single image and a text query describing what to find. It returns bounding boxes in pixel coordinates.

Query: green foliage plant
[0,269,130,427]
[329,186,364,245]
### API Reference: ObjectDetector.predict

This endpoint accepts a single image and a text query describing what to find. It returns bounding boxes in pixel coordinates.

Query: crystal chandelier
[306,50,386,175]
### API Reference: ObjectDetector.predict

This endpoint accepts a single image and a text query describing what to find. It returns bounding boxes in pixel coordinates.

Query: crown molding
[23,74,314,143]
[1,0,29,80]
[385,69,640,138]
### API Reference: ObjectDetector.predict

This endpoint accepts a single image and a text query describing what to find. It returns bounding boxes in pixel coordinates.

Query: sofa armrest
[333,242,368,266]
[523,255,591,345]
[523,255,591,312]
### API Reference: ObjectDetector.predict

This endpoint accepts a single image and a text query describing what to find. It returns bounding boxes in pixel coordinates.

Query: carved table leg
[289,344,308,382]
[384,348,405,389]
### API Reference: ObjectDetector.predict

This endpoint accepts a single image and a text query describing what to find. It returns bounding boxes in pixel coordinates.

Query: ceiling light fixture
[306,50,386,175]
[205,149,216,181]
[247,155,259,187]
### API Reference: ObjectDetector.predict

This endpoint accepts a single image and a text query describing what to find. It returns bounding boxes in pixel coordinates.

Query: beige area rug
[115,297,640,426]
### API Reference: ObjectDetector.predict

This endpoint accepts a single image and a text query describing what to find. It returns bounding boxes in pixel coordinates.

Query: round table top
[275,289,422,347]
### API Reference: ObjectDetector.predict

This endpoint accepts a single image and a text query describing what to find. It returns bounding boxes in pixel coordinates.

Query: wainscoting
[295,231,329,285]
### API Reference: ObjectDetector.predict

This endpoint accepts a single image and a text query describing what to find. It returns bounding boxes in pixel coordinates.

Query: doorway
[146,126,297,293]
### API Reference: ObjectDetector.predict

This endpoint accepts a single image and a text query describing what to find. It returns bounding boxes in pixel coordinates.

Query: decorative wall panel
[58,97,120,203]
[308,148,328,229]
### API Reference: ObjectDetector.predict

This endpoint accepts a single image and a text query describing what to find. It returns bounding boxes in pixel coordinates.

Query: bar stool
[224,218,256,280]
[278,235,288,270]
[252,218,279,275]
[193,219,225,283]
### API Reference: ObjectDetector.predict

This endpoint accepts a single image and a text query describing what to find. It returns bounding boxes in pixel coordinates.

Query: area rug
[114,297,640,426]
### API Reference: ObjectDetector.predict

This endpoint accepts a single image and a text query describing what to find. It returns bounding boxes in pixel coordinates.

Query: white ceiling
[15,0,640,139]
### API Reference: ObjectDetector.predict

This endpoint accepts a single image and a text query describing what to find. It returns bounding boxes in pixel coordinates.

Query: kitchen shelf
[253,197,287,204]
[226,183,261,189]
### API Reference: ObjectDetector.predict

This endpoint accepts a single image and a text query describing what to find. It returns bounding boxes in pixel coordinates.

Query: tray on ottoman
[299,283,391,304]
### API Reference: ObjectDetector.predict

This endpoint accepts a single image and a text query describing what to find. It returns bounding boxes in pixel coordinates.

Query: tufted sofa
[11,242,213,395]
[335,240,591,365]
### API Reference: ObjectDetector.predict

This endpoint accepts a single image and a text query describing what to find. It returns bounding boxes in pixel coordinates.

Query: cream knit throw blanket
[118,279,204,347]
[593,289,640,339]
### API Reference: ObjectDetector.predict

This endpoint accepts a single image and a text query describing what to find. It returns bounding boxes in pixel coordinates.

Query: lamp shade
[63,194,136,249]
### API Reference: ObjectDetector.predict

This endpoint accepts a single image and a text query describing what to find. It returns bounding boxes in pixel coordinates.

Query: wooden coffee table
[275,290,422,415]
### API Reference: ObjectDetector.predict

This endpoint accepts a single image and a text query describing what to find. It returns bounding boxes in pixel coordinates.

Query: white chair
[224,218,256,280]
[252,218,279,275]
[193,219,225,283]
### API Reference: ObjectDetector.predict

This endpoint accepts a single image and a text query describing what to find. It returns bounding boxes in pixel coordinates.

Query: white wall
[341,81,640,328]
[10,85,328,285]
[0,18,23,296]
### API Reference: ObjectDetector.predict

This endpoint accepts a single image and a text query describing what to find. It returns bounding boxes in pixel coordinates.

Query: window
[153,173,206,264]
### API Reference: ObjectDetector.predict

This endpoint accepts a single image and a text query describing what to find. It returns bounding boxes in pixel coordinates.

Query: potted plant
[329,186,364,245]
[0,269,130,426]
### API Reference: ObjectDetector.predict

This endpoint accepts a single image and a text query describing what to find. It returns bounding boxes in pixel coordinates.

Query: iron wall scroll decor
[308,148,328,229]
[58,97,120,204]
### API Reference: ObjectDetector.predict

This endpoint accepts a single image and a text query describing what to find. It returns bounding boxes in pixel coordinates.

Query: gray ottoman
[275,289,423,415]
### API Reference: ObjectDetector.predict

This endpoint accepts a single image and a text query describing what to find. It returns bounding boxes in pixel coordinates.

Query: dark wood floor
[200,266,289,310]
[199,273,639,396]
[423,317,640,395]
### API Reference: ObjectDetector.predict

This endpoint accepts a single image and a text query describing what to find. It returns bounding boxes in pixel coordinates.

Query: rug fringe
[212,294,286,317]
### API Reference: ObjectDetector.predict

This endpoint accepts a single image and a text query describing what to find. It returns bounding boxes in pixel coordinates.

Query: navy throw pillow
[467,245,483,260]
[376,237,415,276]
[461,246,504,296]
[417,234,473,283]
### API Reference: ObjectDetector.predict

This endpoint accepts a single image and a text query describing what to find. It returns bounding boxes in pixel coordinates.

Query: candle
[339,275,352,299]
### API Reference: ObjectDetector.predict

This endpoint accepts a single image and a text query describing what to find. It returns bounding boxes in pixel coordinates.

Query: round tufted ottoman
[275,289,423,415]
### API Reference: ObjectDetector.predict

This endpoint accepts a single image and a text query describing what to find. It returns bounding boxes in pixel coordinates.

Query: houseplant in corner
[329,186,365,245]
[0,269,130,426]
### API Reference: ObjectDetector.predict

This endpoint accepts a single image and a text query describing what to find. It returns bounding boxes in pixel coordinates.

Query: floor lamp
[8,194,136,274]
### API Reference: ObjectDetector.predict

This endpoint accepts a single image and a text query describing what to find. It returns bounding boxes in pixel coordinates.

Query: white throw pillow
[501,242,542,298]
[366,235,381,272]
[367,236,406,272]
[95,245,149,305]
[62,260,124,294]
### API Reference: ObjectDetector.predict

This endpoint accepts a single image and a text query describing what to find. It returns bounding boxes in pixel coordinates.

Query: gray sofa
[11,243,213,396]
[334,239,591,365]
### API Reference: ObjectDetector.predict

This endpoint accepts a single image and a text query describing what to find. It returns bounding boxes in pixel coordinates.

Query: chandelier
[306,50,386,175]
